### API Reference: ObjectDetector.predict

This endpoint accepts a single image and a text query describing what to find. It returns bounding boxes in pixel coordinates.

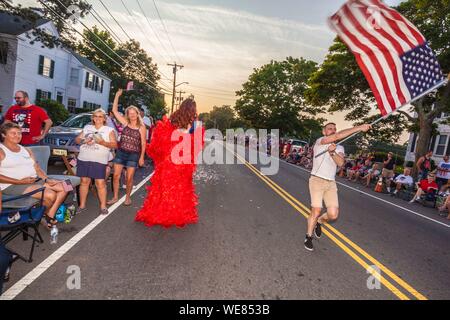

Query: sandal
[44,214,57,229]
[124,200,132,206]
[100,208,109,215]
[107,199,118,205]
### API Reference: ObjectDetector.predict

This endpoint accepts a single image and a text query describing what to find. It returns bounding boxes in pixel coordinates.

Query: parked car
[43,113,92,162]
[288,139,308,153]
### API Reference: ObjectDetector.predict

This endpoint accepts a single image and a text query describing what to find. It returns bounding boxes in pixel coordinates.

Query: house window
[68,98,77,113]
[36,89,51,102]
[56,91,64,104]
[82,101,101,111]
[38,55,55,78]
[435,135,448,156]
[0,41,8,65]
[85,72,96,90]
[70,68,80,84]
[84,71,103,92]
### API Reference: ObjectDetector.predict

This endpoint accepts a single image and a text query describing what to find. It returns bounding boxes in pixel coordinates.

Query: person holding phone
[75,109,118,215]
[108,89,146,206]
[0,122,68,228]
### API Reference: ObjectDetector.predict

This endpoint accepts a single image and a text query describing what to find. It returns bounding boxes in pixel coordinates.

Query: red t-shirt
[418,179,438,192]
[5,105,49,145]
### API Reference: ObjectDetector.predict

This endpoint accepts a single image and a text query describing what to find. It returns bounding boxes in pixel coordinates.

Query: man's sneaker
[304,235,314,252]
[314,223,322,239]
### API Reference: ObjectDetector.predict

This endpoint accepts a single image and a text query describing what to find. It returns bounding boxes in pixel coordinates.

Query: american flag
[329,0,446,116]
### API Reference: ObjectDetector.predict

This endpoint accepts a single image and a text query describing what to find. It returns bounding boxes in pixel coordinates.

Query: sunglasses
[14,97,24,100]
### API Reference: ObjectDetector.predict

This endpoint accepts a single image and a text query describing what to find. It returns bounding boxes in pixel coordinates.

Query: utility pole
[168,62,184,114]
[176,90,186,110]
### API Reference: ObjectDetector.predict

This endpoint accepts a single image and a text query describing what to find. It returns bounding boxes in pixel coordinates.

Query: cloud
[85,1,337,111]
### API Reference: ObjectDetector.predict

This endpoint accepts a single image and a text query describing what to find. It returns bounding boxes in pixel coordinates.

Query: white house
[405,114,450,164]
[0,13,111,113]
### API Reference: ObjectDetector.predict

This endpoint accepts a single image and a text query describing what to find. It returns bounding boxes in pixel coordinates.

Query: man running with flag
[305,0,448,251]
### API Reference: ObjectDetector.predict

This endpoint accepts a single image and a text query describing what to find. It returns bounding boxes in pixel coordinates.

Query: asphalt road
[2,142,449,300]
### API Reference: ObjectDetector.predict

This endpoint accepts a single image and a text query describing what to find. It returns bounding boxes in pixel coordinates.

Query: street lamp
[175,81,189,88]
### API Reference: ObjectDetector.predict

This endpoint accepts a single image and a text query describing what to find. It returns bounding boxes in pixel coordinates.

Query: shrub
[38,99,70,125]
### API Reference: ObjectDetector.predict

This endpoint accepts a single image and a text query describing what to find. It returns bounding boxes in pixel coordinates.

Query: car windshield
[61,115,92,128]
[292,141,306,146]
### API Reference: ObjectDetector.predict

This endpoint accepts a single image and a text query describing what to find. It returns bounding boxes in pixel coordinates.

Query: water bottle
[50,225,58,244]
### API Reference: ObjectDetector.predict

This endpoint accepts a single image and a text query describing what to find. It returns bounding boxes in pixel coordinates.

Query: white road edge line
[0,171,155,300]
[280,159,450,229]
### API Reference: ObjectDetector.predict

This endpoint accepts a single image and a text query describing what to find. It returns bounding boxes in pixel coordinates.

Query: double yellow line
[231,150,427,300]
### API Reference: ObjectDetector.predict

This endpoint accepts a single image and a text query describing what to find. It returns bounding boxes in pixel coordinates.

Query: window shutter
[38,55,44,75]
[50,60,55,79]
[85,72,89,88]
[430,136,437,153]
[100,79,104,93]
[48,92,51,100]
[410,133,417,152]
[36,89,42,103]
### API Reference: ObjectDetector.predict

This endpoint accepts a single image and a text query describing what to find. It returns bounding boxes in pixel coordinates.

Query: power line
[151,0,182,64]
[55,0,168,92]
[168,62,184,114]
[119,0,173,86]
[98,0,133,41]
[135,0,175,64]
[91,0,172,90]
[189,84,238,95]
[38,0,162,93]
[89,4,123,44]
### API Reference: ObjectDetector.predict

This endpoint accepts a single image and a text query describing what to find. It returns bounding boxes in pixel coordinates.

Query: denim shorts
[112,149,140,168]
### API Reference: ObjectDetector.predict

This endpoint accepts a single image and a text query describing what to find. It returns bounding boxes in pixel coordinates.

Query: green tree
[39,99,70,124]
[76,28,163,114]
[1,0,91,49]
[206,105,236,132]
[235,57,324,137]
[305,0,450,170]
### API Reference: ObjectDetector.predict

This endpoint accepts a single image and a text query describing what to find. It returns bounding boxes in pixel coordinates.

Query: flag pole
[314,78,449,159]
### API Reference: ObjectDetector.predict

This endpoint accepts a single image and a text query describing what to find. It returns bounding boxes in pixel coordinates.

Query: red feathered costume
[135,116,204,228]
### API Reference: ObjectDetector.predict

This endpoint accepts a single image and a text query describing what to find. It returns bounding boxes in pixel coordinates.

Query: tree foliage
[76,27,165,117]
[235,57,324,138]
[1,0,91,49]
[305,0,450,163]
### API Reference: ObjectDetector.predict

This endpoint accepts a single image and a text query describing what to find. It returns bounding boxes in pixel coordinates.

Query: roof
[71,51,110,80]
[0,12,49,36]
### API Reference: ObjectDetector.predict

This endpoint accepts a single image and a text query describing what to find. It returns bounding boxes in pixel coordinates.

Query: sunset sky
[17,0,403,130]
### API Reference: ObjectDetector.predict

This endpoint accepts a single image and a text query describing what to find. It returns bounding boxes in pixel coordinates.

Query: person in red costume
[135,99,204,228]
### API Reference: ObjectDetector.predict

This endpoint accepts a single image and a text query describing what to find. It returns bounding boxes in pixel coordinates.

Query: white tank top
[0,143,38,190]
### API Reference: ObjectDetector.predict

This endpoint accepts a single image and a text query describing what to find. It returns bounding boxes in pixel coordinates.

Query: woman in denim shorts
[108,89,147,206]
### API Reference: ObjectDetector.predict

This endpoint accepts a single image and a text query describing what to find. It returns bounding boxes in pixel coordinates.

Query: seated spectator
[0,240,11,295]
[390,168,414,196]
[409,173,438,203]
[436,155,450,189]
[347,161,362,181]
[354,158,373,182]
[437,196,450,220]
[287,149,299,163]
[0,123,68,228]
[363,163,381,187]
